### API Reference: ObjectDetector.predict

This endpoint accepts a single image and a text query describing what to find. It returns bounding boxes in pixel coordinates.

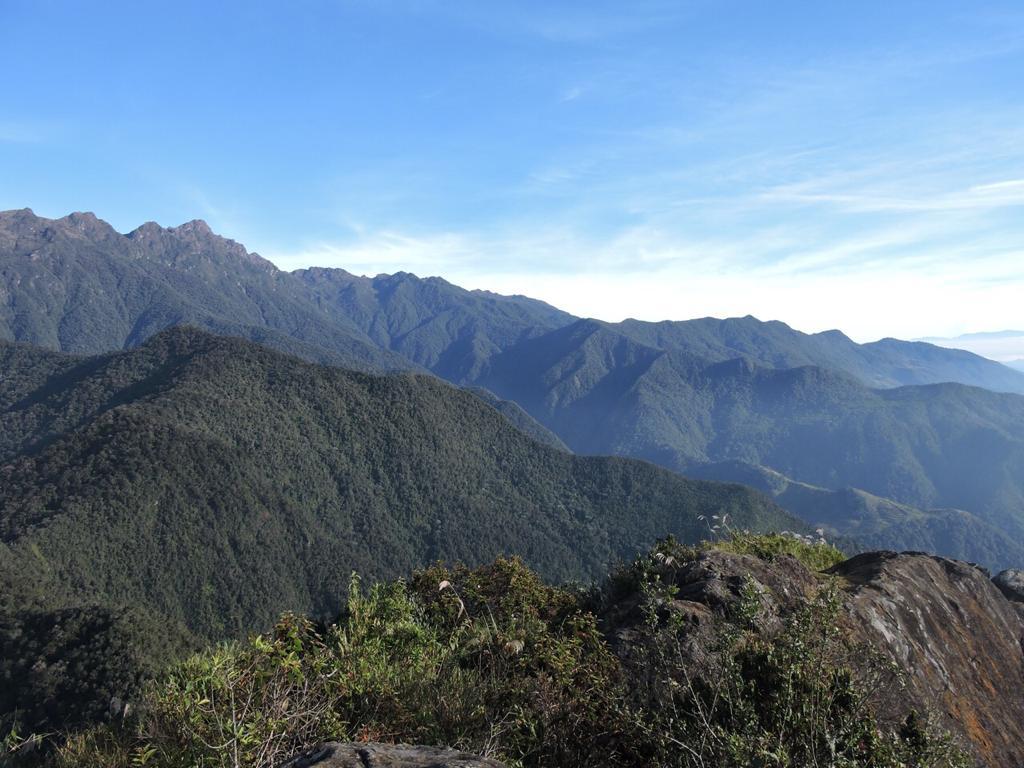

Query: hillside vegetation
[683,460,1024,571]
[0,327,797,644]
[474,323,1024,558]
[5,538,973,768]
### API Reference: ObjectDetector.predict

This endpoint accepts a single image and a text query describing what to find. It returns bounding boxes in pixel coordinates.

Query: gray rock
[834,552,1024,768]
[994,568,1024,602]
[278,742,506,768]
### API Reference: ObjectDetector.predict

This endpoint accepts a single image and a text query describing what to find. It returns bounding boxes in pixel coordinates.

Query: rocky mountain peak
[174,218,213,236]
[126,217,276,271]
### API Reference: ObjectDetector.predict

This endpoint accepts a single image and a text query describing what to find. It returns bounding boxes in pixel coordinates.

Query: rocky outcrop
[601,549,820,668]
[832,552,1024,768]
[606,549,818,623]
[993,568,1024,602]
[601,548,1024,768]
[279,742,506,768]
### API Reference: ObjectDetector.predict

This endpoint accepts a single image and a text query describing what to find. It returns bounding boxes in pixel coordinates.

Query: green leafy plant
[29,546,968,768]
[620,549,968,767]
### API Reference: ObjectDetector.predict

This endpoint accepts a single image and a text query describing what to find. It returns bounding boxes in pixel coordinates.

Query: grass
[710,529,847,571]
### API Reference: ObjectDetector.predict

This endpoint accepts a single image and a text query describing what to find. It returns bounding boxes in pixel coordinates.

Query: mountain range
[919,330,1024,369]
[4,209,1024,569]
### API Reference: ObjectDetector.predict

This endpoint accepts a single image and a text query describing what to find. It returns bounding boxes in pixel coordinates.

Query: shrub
[44,561,633,768]
[711,529,847,571]
[26,550,968,768]
[621,554,969,767]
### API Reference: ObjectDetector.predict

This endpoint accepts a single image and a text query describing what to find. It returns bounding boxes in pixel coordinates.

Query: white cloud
[760,179,1024,213]
[267,230,480,274]
[462,266,1024,344]
[250,16,1024,344]
[262,210,1024,342]
[922,334,1024,362]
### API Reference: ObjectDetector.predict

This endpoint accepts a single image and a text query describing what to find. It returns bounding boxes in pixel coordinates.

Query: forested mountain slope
[292,266,574,382]
[613,316,1024,393]
[0,328,797,644]
[475,322,1024,558]
[0,209,406,371]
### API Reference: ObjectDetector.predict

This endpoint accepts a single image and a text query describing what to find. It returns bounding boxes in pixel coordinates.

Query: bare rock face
[670,549,820,613]
[993,568,1024,602]
[831,552,1024,768]
[278,742,507,768]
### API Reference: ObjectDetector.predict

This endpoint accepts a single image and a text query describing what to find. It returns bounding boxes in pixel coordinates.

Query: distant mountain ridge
[0,208,409,371]
[918,329,1024,371]
[473,325,1024,561]
[611,317,1024,392]
[927,329,1024,340]
[4,209,1022,393]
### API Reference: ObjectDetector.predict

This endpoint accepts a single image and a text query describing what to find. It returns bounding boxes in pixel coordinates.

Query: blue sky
[2,0,1023,340]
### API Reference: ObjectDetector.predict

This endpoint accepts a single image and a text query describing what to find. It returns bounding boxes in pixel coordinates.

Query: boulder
[279,742,506,768]
[993,568,1024,603]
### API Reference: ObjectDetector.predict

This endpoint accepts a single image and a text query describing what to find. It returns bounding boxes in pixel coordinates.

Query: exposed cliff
[598,545,1024,768]
[833,553,1024,768]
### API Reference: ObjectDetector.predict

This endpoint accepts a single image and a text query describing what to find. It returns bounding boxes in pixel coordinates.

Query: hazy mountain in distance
[683,460,1024,571]
[5,209,1023,394]
[952,330,1024,339]
[0,208,410,371]
[472,321,1024,563]
[7,210,1024,568]
[611,317,1024,394]
[919,330,1024,368]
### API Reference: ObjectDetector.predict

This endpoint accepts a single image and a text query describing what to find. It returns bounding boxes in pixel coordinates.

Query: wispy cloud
[177,184,247,241]
[267,230,480,274]
[559,86,583,103]
[206,2,1024,341]
[760,176,1024,213]
[0,119,54,143]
